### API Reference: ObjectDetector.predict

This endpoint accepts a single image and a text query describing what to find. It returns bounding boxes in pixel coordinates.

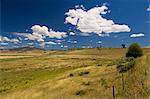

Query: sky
[0,0,150,50]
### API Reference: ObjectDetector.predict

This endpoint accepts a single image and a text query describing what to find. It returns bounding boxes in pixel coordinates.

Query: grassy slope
[0,48,149,99]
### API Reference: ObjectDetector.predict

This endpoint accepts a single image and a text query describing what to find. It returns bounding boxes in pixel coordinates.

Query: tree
[126,43,143,58]
[121,44,126,48]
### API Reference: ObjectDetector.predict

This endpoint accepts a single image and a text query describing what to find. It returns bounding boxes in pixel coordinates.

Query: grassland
[0,48,149,99]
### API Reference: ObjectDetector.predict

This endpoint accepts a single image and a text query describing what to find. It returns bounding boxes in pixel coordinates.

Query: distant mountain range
[0,46,44,52]
[0,46,149,52]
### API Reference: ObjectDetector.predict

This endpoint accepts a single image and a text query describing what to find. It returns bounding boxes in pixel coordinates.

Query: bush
[125,57,134,62]
[69,73,74,77]
[97,64,102,66]
[117,58,135,73]
[126,43,143,58]
[92,58,96,60]
[82,81,90,86]
[78,71,89,76]
[75,90,86,96]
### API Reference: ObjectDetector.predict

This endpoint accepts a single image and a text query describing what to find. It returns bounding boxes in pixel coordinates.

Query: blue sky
[0,0,150,49]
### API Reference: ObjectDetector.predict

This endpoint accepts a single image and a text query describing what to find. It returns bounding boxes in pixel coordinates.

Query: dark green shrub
[97,64,102,66]
[82,81,90,86]
[25,81,28,84]
[126,43,143,58]
[92,58,96,60]
[78,71,89,76]
[75,90,86,96]
[69,73,74,77]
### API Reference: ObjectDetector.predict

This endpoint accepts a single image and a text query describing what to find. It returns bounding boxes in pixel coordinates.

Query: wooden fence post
[122,73,124,90]
[112,85,115,99]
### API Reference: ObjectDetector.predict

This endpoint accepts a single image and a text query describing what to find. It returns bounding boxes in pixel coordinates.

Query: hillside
[0,47,44,53]
[0,48,149,99]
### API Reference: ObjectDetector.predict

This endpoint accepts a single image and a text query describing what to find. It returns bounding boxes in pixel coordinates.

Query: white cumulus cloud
[15,25,67,42]
[0,36,19,43]
[67,40,77,44]
[60,45,68,48]
[65,5,131,35]
[98,33,109,37]
[130,33,144,37]
[44,41,58,45]
[0,42,8,45]
[39,41,60,48]
[97,41,102,44]
[147,5,150,11]
[69,32,76,35]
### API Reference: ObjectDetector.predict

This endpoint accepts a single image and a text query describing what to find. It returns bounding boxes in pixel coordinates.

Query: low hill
[0,46,44,52]
[144,46,150,48]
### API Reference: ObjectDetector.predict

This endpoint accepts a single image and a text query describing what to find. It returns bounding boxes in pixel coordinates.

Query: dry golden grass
[0,56,33,59]
[0,48,149,99]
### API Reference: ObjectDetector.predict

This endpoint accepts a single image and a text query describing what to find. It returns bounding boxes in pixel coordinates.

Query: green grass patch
[0,66,85,94]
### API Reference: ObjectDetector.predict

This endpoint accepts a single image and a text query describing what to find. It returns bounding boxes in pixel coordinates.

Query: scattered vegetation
[78,71,89,76]
[0,48,149,99]
[82,81,90,86]
[97,64,102,66]
[116,57,135,73]
[107,61,115,66]
[69,73,74,77]
[75,90,86,96]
